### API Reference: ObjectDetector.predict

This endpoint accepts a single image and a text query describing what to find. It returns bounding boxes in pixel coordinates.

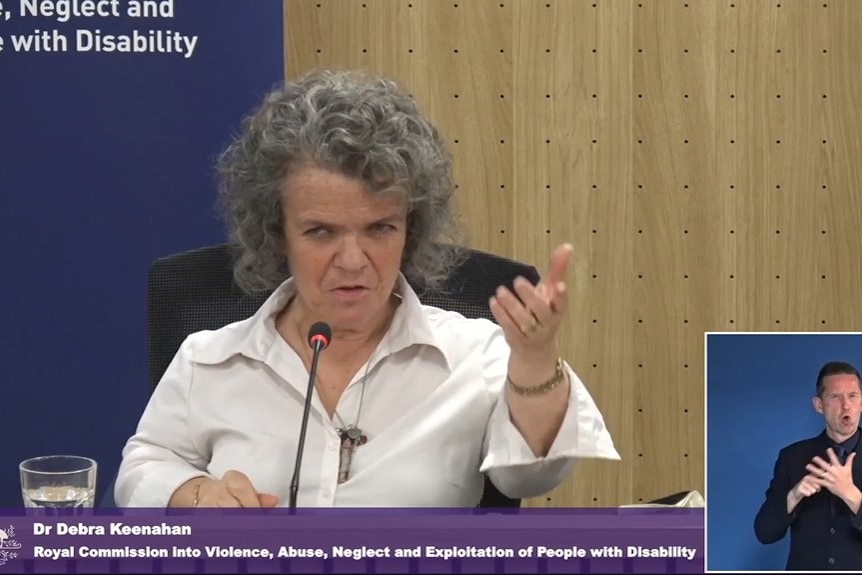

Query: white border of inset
[704,331,862,574]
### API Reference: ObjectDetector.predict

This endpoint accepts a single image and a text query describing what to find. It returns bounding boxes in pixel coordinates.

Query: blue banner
[0,1,284,507]
[0,508,705,573]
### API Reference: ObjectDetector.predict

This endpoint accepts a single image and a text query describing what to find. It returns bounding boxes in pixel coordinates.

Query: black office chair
[146,243,542,509]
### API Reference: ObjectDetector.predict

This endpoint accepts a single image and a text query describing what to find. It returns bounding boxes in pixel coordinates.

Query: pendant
[336,426,368,484]
[345,425,366,443]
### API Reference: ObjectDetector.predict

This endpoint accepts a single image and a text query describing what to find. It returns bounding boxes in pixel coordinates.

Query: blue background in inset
[0,0,284,507]
[706,333,862,571]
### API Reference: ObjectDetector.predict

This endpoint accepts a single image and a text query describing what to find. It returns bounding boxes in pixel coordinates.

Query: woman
[115,69,619,508]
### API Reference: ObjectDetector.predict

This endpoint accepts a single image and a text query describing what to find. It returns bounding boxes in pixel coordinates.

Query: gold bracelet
[507,358,566,397]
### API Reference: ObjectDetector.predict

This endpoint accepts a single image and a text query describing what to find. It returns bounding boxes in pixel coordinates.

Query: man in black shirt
[754,361,862,570]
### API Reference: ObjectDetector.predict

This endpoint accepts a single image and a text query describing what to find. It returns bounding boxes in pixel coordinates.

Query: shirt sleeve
[114,337,212,507]
[753,448,795,544]
[478,328,621,499]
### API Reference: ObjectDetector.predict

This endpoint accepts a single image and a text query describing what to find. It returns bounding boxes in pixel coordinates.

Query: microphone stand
[289,335,326,513]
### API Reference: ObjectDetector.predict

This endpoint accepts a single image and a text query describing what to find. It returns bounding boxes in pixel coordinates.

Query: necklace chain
[290,291,402,435]
[332,350,375,431]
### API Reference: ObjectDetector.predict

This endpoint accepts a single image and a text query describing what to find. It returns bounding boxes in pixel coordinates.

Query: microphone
[289,321,332,511]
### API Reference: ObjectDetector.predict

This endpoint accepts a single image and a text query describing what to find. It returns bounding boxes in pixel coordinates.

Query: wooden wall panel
[512,0,637,507]
[283,0,862,507]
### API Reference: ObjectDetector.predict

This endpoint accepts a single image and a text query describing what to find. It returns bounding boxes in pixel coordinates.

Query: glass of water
[20,455,97,508]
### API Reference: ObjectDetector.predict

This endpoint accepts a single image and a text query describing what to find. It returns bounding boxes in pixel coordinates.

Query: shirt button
[830,527,836,535]
[322,488,332,498]
[329,441,339,451]
[829,558,835,565]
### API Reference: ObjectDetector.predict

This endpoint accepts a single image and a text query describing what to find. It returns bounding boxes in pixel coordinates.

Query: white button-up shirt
[115,275,620,507]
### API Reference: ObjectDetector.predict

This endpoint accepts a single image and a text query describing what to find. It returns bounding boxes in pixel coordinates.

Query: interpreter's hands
[196,470,279,508]
[806,448,857,500]
[489,243,572,357]
[790,474,823,500]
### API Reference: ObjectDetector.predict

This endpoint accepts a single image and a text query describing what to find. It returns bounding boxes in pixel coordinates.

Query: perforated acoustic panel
[283,0,862,507]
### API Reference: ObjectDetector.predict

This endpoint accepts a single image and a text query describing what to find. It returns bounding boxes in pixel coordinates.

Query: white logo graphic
[0,525,21,567]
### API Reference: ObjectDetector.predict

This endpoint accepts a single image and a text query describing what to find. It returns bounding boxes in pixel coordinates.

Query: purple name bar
[0,508,704,574]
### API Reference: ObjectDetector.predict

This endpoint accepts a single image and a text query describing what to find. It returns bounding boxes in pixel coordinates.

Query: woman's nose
[334,235,368,270]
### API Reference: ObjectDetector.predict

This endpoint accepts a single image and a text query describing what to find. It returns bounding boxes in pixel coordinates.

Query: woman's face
[280,165,408,337]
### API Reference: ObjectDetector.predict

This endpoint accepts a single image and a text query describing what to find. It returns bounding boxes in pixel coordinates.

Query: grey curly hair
[216,69,466,294]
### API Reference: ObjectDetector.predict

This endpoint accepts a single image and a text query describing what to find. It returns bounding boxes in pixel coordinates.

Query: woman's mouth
[334,286,368,299]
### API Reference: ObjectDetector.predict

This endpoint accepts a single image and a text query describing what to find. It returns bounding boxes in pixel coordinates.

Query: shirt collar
[820,427,861,453]
[188,273,453,370]
[837,428,860,452]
